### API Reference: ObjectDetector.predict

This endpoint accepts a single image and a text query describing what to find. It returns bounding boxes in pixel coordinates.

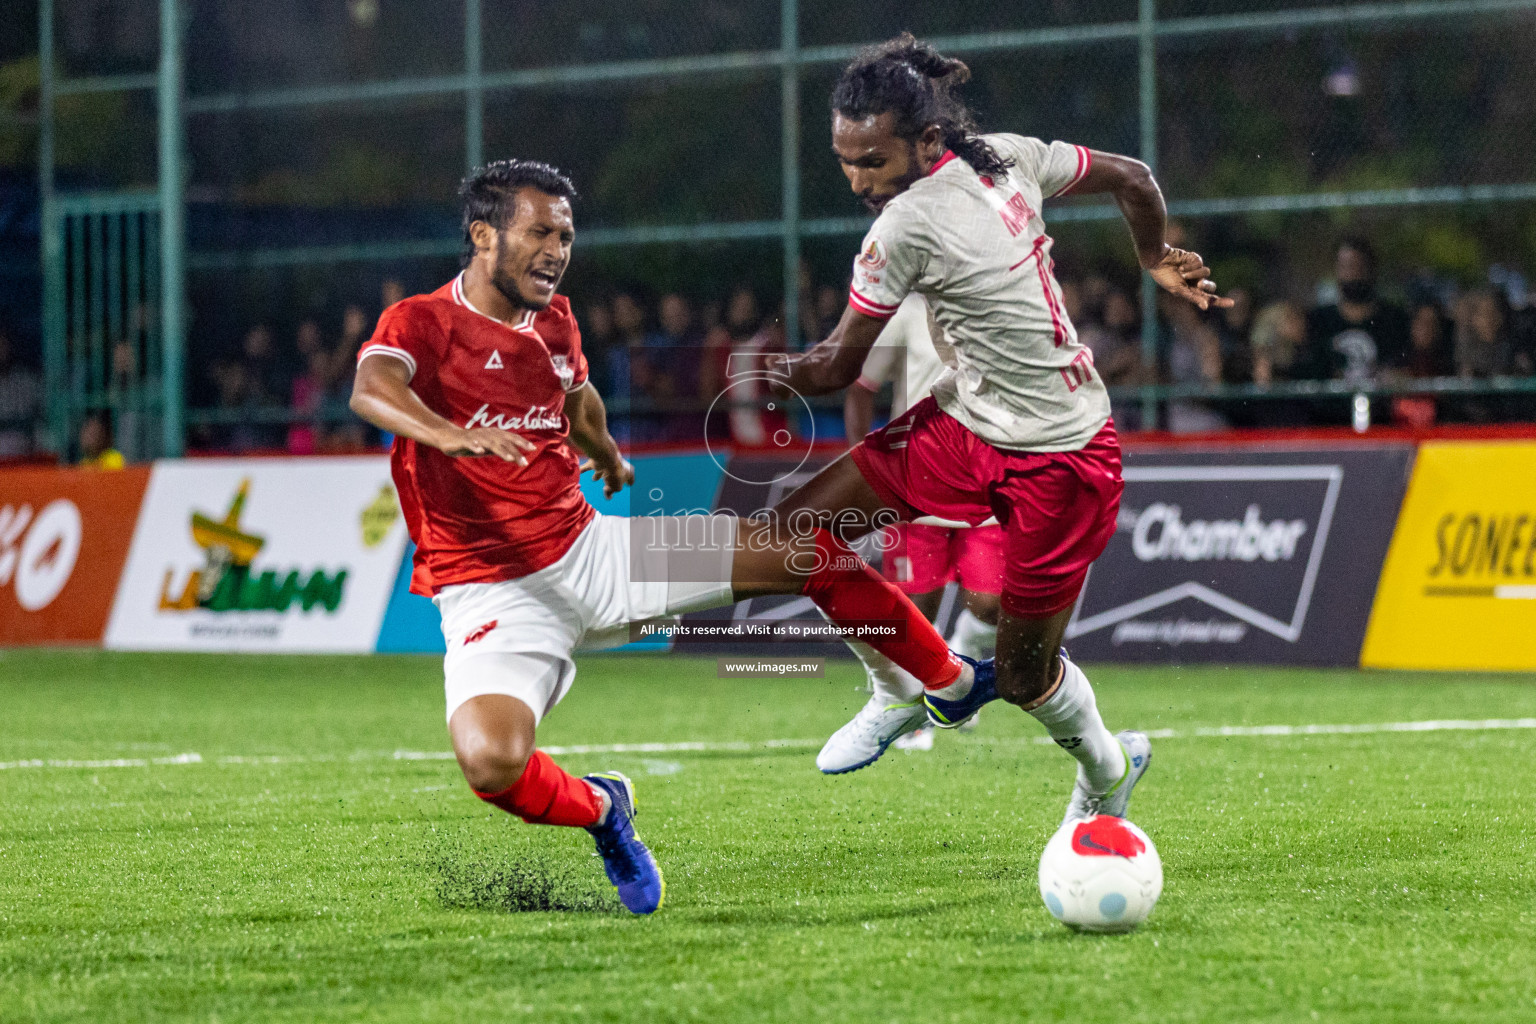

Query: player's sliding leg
[730,453,969,694]
[447,663,664,914]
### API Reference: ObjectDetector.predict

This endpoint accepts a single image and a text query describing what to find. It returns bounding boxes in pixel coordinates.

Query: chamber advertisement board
[1063,445,1415,665]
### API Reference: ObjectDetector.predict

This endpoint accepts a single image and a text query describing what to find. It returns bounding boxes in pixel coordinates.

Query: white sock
[948,608,998,661]
[846,639,925,704]
[921,659,974,700]
[1027,657,1124,795]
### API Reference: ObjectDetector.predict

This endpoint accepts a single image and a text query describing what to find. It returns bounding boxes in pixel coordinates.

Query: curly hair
[830,33,1012,179]
[459,159,578,266]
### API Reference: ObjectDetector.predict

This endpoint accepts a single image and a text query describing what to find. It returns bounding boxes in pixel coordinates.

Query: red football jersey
[359,273,595,595]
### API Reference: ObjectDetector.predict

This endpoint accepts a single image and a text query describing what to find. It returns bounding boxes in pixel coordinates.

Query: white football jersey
[855,294,949,419]
[848,134,1109,452]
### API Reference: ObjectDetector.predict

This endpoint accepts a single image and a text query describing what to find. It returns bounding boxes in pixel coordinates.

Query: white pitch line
[2,718,1533,773]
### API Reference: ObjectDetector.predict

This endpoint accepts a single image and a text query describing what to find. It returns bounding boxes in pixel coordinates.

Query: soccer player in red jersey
[768,36,1234,823]
[349,160,972,913]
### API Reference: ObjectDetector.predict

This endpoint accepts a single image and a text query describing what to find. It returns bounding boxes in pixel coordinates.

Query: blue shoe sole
[818,738,896,776]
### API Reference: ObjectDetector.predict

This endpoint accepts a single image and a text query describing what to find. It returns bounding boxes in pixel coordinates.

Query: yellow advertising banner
[1362,442,1536,670]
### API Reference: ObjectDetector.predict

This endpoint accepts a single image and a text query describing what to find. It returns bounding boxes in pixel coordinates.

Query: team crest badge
[858,238,888,271]
[550,354,574,389]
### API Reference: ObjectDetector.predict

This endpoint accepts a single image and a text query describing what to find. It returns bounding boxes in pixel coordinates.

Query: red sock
[800,528,961,689]
[474,750,603,827]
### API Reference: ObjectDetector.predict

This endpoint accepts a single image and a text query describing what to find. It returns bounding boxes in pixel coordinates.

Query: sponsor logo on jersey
[485,349,504,370]
[550,354,575,389]
[858,238,888,271]
[158,480,348,616]
[465,403,564,432]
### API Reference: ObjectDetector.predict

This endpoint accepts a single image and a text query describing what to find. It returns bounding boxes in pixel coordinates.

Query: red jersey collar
[928,150,959,176]
[452,272,537,333]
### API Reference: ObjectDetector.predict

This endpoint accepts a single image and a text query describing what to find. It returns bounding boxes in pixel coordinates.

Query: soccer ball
[1038,815,1162,933]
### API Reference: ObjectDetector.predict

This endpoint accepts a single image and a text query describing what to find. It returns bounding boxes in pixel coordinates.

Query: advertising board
[1362,442,1536,671]
[1063,445,1414,665]
[0,466,150,645]
[105,458,408,652]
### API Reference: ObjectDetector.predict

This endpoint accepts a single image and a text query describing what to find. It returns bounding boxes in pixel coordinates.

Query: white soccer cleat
[817,694,928,774]
[893,724,935,751]
[1061,730,1152,827]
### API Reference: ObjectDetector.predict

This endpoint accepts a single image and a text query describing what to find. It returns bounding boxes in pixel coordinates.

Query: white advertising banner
[105,457,409,652]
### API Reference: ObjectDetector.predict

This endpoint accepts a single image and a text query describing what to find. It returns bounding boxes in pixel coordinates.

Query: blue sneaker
[583,772,665,914]
[923,653,998,729]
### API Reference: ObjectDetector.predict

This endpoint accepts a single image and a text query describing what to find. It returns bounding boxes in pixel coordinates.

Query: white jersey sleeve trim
[849,288,900,320]
[358,344,418,380]
[1048,145,1093,198]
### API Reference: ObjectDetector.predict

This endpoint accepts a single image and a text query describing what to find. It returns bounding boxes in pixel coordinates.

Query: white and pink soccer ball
[1038,815,1163,933]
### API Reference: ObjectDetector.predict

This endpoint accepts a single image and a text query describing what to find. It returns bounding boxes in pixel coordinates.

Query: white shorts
[435,512,737,724]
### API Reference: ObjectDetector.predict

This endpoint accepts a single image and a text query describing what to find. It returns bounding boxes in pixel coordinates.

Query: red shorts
[851,396,1123,619]
[882,523,1005,596]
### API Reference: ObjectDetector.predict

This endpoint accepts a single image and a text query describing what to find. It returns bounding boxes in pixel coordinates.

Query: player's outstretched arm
[350,354,535,464]
[1070,151,1234,312]
[566,382,633,499]
[771,306,888,397]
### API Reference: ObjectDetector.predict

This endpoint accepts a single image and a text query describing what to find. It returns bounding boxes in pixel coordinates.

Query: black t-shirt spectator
[1303,302,1411,384]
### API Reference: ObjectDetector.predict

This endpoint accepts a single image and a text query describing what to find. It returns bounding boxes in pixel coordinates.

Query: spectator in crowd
[580,294,618,395]
[77,409,123,470]
[811,283,844,345]
[1161,291,1227,433]
[381,278,406,312]
[606,290,663,441]
[1384,301,1454,427]
[1076,287,1148,429]
[287,346,329,455]
[207,361,251,452]
[1303,237,1410,386]
[1453,287,1516,423]
[1251,300,1307,387]
[326,304,371,451]
[1453,288,1513,379]
[238,324,286,408]
[706,286,786,446]
[1398,302,1455,380]
[1215,287,1256,384]
[0,328,42,459]
[648,293,708,441]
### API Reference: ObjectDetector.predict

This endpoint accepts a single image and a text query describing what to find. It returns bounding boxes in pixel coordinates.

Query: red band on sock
[799,528,960,688]
[474,749,602,827]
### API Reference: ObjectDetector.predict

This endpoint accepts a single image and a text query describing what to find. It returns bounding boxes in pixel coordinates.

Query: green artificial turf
[2,650,1535,1023]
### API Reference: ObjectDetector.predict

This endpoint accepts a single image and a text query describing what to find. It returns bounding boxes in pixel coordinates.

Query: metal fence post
[1138,0,1160,430]
[465,0,483,174]
[781,0,800,351]
[38,0,67,457]
[159,0,186,457]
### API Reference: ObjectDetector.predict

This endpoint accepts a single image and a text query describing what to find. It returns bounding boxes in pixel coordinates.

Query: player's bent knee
[454,732,533,794]
[449,696,537,794]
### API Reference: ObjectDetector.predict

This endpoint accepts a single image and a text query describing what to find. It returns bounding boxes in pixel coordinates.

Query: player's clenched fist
[437,426,536,465]
[1147,246,1234,312]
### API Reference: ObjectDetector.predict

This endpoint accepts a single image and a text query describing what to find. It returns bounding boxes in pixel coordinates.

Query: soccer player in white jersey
[817,294,1003,771]
[769,35,1232,823]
